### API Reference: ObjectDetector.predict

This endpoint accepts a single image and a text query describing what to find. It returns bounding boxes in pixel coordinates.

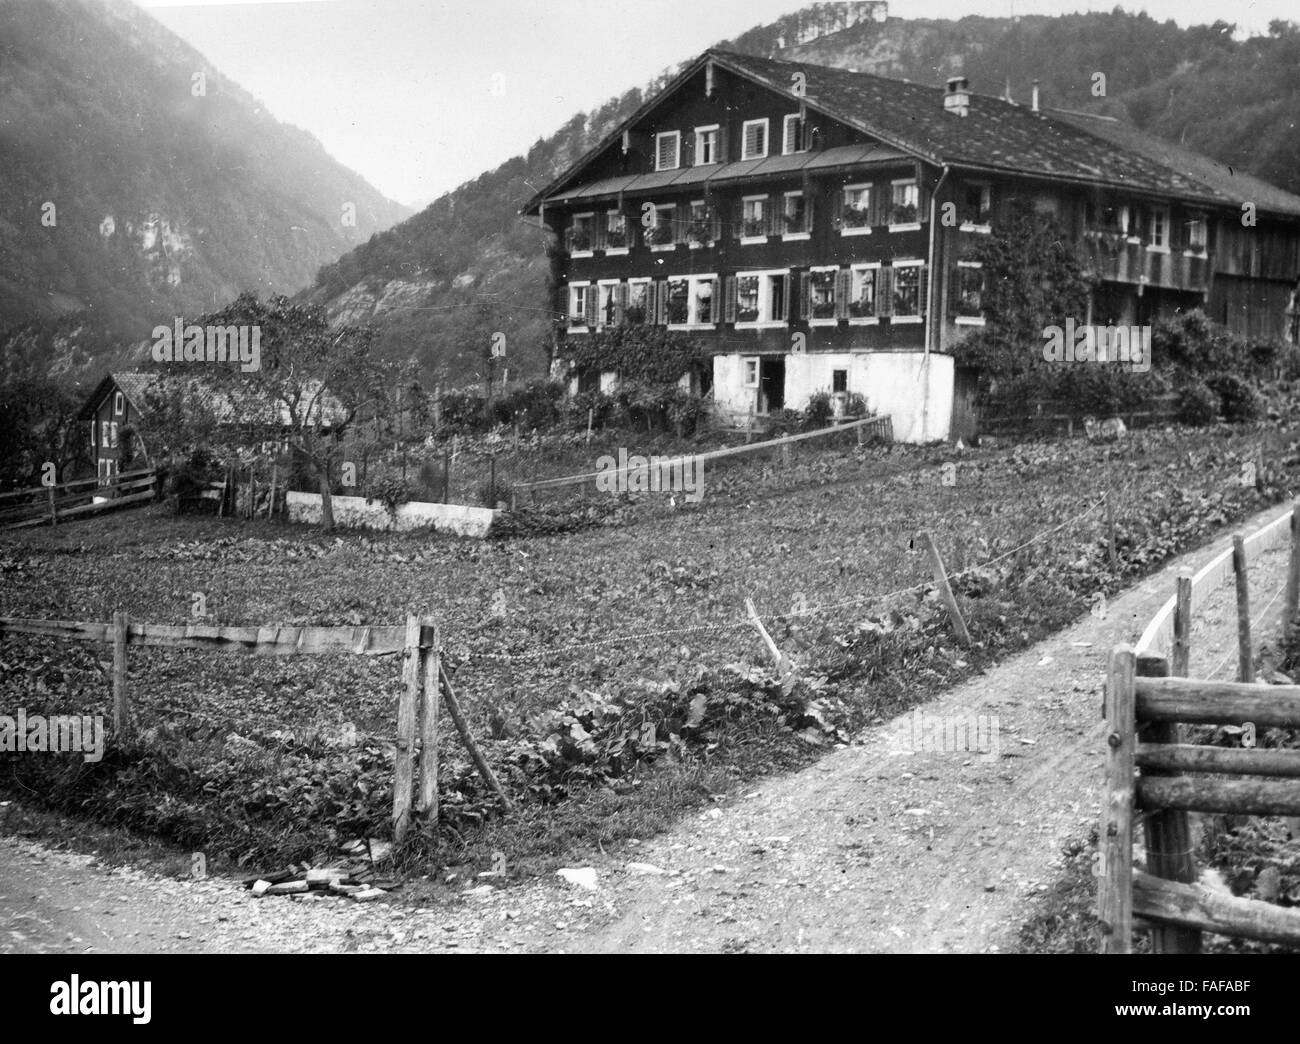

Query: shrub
[1151,310,1236,375]
[803,392,833,431]
[1176,380,1219,426]
[168,447,223,512]
[1206,372,1263,423]
[665,389,710,437]
[365,477,418,514]
[492,380,565,429]
[567,390,616,432]
[439,390,488,434]
[766,408,804,437]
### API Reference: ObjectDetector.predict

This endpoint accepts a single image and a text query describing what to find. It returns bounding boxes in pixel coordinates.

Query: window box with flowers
[687,218,714,249]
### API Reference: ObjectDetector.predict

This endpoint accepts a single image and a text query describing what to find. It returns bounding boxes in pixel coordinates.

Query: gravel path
[2,504,1292,954]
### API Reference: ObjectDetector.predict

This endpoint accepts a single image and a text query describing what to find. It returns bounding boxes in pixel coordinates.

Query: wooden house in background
[523,49,1300,442]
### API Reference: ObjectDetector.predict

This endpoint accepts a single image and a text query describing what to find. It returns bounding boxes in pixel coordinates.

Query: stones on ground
[351,887,386,903]
[250,880,272,897]
[556,867,598,891]
[626,862,667,876]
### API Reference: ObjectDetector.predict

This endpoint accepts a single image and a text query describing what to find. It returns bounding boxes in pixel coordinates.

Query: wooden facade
[525,50,1300,440]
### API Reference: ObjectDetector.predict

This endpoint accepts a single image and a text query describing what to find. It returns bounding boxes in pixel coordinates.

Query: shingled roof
[525,48,1300,219]
[78,372,346,427]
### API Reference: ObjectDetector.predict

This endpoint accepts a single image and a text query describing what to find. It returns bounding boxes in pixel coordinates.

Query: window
[741,196,767,240]
[954,262,985,324]
[741,118,768,160]
[568,213,595,254]
[646,203,676,248]
[808,267,838,324]
[743,358,760,388]
[832,369,848,394]
[687,200,714,247]
[890,180,920,227]
[597,281,621,328]
[782,113,805,155]
[892,261,924,321]
[848,264,878,321]
[667,274,717,327]
[1146,206,1169,250]
[733,270,789,326]
[695,125,719,165]
[1186,216,1208,253]
[626,279,650,324]
[114,391,125,416]
[842,184,872,233]
[1087,200,1128,234]
[655,131,680,172]
[962,183,992,227]
[782,192,809,237]
[604,211,628,251]
[568,282,591,329]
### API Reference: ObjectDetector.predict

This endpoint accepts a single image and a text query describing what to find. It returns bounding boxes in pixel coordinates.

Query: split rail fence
[0,469,157,531]
[0,612,507,842]
[1099,498,1300,952]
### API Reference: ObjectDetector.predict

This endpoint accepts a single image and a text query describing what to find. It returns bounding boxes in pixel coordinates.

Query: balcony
[1079,231,1210,293]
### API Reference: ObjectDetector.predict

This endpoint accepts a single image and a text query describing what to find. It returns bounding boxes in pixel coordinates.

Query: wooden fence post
[1106,491,1117,571]
[1099,644,1136,953]
[1136,651,1201,954]
[442,448,451,504]
[919,530,971,646]
[1172,570,1192,679]
[1286,500,1300,634]
[586,407,593,445]
[417,618,440,825]
[744,597,789,673]
[48,483,57,527]
[489,455,496,506]
[392,614,421,842]
[439,663,512,810]
[1233,534,1254,683]
[112,610,130,740]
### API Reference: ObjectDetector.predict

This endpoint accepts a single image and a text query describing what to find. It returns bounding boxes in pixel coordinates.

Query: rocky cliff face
[0,0,408,374]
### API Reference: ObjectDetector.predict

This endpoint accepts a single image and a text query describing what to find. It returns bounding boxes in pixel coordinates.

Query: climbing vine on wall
[559,327,708,386]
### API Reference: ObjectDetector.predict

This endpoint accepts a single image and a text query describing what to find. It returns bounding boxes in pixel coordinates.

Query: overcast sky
[139,0,1297,208]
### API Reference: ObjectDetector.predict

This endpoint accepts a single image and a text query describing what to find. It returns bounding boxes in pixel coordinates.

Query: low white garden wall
[285,491,498,538]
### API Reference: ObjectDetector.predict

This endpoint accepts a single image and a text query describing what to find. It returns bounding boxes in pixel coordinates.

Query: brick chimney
[944,75,970,117]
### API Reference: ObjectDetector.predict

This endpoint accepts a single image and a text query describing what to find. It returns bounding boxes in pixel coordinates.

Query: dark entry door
[759,358,785,414]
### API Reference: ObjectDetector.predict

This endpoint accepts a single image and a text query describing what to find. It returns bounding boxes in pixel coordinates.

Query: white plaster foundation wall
[859,351,952,443]
[712,354,756,417]
[712,350,953,443]
[286,491,498,538]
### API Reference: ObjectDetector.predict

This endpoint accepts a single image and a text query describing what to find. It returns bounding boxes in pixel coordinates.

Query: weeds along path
[0,502,1292,954]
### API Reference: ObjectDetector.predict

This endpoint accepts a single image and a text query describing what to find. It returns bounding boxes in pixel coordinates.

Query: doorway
[759,358,785,414]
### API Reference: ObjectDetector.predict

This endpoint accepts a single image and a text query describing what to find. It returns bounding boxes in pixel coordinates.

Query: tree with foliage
[142,293,400,528]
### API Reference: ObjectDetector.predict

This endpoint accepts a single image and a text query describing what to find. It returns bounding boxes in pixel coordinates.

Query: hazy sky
[139,0,1297,208]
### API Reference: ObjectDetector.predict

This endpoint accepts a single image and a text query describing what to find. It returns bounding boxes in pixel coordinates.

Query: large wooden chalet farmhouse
[523,49,1300,442]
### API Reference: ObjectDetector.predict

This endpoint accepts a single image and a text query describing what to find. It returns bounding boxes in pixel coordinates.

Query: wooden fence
[979,394,1180,439]
[0,468,157,530]
[1099,645,1300,952]
[510,413,894,507]
[0,612,507,841]
[1099,497,1300,952]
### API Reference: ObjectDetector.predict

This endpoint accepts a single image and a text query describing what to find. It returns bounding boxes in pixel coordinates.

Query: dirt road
[2,504,1292,953]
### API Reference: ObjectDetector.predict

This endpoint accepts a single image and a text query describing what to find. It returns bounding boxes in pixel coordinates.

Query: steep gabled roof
[525,48,1300,218]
